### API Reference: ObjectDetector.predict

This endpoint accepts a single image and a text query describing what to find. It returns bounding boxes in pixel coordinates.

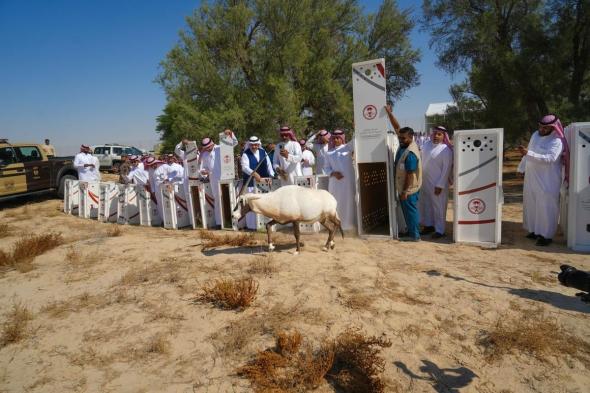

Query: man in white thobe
[517,114,567,246]
[419,126,453,238]
[241,136,275,230]
[307,129,330,175]
[299,139,316,176]
[74,145,101,182]
[145,157,166,224]
[273,126,302,185]
[324,129,356,231]
[128,155,149,186]
[199,130,238,228]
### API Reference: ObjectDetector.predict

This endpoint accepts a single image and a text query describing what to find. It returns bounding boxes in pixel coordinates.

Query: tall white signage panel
[219,133,235,181]
[185,142,200,181]
[453,129,503,246]
[566,122,590,252]
[352,58,396,237]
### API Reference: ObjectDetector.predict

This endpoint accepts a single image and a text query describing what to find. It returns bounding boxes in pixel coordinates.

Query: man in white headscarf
[199,129,238,228]
[419,126,453,239]
[241,136,275,229]
[299,139,316,176]
[517,114,568,246]
[74,145,101,182]
[307,129,331,175]
[273,126,302,185]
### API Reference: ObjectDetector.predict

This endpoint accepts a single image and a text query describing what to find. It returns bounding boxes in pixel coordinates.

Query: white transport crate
[250,178,280,231]
[453,128,504,246]
[137,185,152,226]
[64,179,80,215]
[316,174,329,191]
[352,58,398,238]
[98,182,118,223]
[188,180,216,229]
[79,181,100,219]
[218,179,238,230]
[161,184,192,229]
[116,184,140,225]
[565,122,590,252]
[294,176,321,233]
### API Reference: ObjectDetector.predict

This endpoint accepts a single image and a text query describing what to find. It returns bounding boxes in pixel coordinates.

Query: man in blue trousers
[385,105,423,241]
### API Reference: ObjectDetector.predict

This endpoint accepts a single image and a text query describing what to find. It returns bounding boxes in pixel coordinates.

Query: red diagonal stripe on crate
[376,63,385,78]
[89,191,99,204]
[129,212,140,220]
[175,195,188,211]
[458,219,496,225]
[458,182,496,196]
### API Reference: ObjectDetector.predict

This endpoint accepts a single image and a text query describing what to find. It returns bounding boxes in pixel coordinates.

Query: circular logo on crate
[363,105,377,120]
[223,155,230,164]
[468,198,486,215]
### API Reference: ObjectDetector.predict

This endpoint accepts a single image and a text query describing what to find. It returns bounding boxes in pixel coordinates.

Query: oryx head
[232,193,260,222]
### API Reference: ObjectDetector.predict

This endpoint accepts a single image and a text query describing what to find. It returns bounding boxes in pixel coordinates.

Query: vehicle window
[16,146,42,162]
[94,147,110,155]
[131,147,142,155]
[112,147,123,155]
[123,148,133,155]
[0,147,18,165]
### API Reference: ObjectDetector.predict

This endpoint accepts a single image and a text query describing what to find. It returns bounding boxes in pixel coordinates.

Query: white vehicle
[91,144,144,172]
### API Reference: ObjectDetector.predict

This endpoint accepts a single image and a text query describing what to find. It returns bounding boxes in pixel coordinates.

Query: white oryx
[232,185,344,254]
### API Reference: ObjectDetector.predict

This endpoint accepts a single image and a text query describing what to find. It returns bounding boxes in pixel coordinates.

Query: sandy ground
[0,156,589,393]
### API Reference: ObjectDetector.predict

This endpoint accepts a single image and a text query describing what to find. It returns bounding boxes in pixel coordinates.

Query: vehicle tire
[111,161,121,174]
[57,174,77,199]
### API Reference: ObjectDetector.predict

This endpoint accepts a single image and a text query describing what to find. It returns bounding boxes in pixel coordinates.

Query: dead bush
[0,233,63,272]
[0,223,10,238]
[199,230,257,250]
[144,334,171,355]
[238,331,334,392]
[478,309,590,366]
[65,247,82,264]
[327,328,393,393]
[1,301,33,347]
[105,225,122,237]
[195,277,259,310]
[248,254,278,276]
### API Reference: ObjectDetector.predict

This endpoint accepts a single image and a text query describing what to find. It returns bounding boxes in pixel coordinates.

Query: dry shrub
[144,334,171,355]
[105,225,123,237]
[199,230,257,250]
[42,289,134,319]
[118,264,175,286]
[478,309,590,366]
[0,223,10,238]
[239,328,392,393]
[1,301,33,347]
[0,233,63,272]
[327,328,392,393]
[65,247,82,264]
[196,277,259,310]
[530,270,553,286]
[248,254,278,276]
[237,331,334,392]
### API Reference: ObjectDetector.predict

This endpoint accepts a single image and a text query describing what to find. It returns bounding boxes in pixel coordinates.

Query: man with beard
[385,105,423,241]
[517,114,568,246]
[272,126,302,185]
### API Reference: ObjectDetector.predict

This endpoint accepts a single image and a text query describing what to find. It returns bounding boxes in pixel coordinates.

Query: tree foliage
[157,0,420,151]
[423,0,590,142]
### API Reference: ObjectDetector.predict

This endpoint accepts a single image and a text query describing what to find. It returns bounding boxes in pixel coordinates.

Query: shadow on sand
[394,360,477,393]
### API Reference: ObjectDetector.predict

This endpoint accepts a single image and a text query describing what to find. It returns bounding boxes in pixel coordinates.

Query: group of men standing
[73,111,569,246]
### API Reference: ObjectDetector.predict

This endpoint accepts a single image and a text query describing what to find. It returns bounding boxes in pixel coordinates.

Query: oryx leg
[327,216,338,249]
[293,221,301,254]
[266,219,277,251]
[320,218,335,252]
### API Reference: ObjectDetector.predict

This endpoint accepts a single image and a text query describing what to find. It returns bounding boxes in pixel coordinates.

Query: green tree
[157,0,420,151]
[422,0,590,142]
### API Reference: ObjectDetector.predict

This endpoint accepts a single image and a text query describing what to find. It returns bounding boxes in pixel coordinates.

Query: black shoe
[535,236,552,246]
[526,232,538,240]
[401,237,421,242]
[431,232,445,239]
[420,226,435,235]
[398,231,410,238]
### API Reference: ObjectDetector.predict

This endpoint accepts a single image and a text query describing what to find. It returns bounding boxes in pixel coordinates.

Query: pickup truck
[0,140,78,201]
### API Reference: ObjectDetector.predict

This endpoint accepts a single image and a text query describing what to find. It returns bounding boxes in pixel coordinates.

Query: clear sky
[0,0,463,156]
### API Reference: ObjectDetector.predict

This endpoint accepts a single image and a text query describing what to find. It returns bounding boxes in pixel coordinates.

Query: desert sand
[1,156,589,393]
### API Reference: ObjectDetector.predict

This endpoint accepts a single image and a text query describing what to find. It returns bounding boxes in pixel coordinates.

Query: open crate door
[453,128,503,246]
[185,141,200,182]
[98,182,118,223]
[219,180,237,230]
[162,184,192,230]
[79,181,99,219]
[565,122,590,252]
[137,185,152,226]
[352,58,396,237]
[189,180,204,229]
[64,179,80,215]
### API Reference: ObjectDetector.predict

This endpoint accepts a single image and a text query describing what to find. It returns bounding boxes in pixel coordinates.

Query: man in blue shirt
[385,105,423,241]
